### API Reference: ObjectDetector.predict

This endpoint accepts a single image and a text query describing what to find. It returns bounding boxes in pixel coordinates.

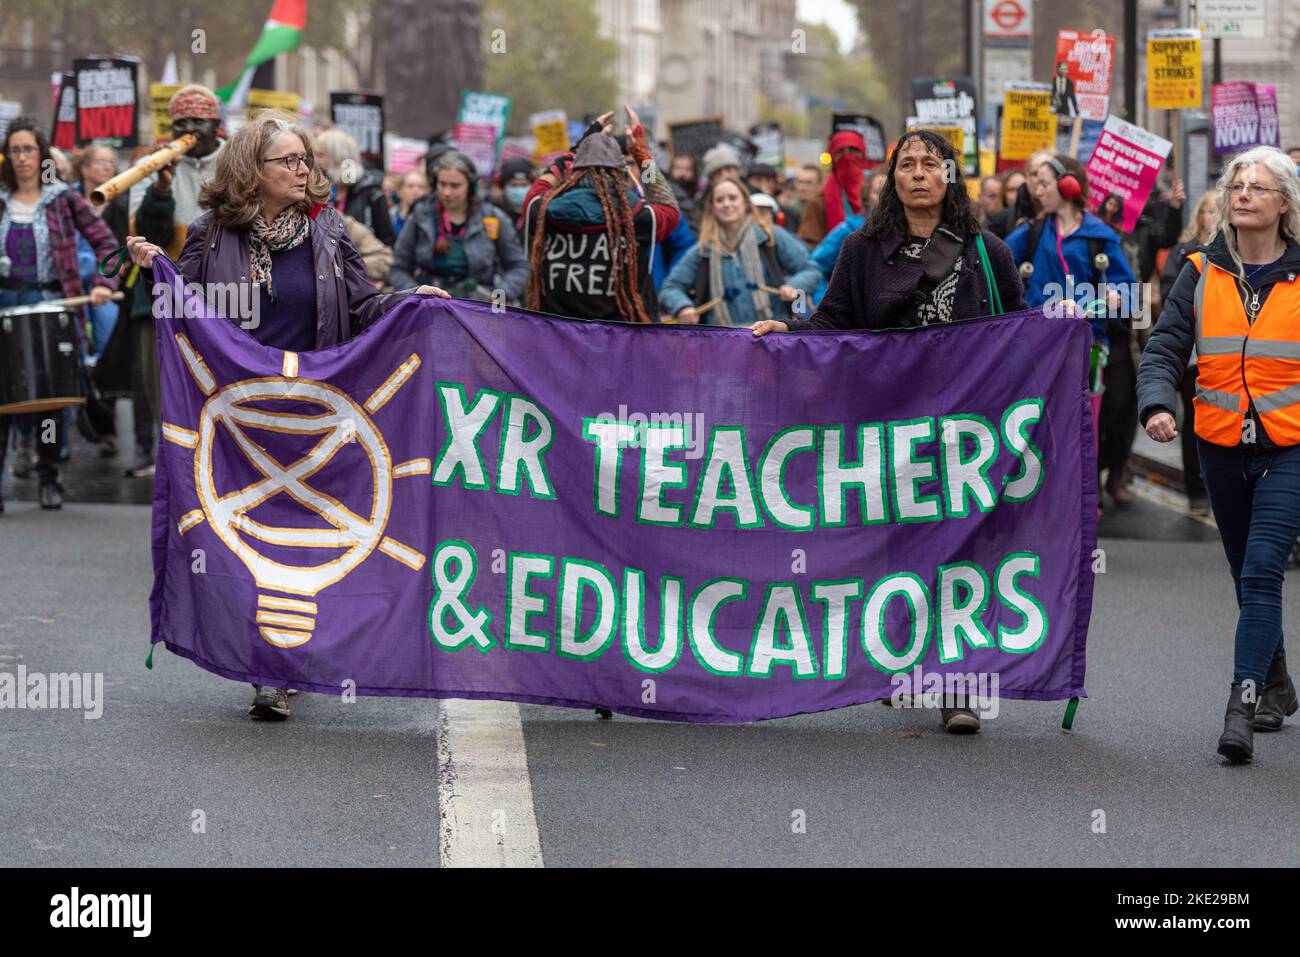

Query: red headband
[169,90,221,122]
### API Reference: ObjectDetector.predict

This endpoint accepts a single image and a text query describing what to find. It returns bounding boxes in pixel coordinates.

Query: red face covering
[823,131,869,231]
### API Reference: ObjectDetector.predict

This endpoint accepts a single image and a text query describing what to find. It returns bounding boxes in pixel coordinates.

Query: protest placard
[1086,115,1172,233]
[1051,30,1114,120]
[331,91,385,170]
[74,56,139,147]
[1147,29,1203,109]
[669,116,724,163]
[911,77,979,175]
[830,114,887,164]
[1000,84,1053,161]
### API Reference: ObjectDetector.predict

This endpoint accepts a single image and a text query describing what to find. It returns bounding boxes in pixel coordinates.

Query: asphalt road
[1,427,1297,867]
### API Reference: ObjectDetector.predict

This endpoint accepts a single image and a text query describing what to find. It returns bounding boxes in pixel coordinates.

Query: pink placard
[1212,82,1259,156]
[1086,116,1172,233]
[453,121,499,180]
[1255,84,1279,148]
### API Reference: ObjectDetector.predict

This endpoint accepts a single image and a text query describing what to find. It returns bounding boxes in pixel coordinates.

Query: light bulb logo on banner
[163,334,429,648]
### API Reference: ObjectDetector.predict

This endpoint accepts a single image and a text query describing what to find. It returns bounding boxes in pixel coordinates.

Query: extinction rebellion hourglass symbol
[162,333,428,647]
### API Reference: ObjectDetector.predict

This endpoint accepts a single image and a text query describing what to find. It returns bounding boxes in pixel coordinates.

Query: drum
[0,303,85,416]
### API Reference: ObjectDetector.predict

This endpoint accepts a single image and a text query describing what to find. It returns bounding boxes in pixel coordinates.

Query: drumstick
[695,296,724,314]
[53,291,125,308]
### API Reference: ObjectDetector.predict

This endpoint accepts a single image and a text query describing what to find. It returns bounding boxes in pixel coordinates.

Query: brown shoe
[1105,468,1134,506]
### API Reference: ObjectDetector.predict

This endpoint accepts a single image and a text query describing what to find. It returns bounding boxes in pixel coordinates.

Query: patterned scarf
[249,207,310,301]
[708,220,773,327]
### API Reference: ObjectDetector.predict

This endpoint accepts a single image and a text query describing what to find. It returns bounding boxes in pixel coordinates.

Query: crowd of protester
[0,88,1247,522]
[7,83,1300,754]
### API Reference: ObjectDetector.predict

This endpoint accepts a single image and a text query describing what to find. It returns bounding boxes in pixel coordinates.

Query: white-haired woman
[123,110,449,721]
[1138,146,1300,763]
[314,128,396,246]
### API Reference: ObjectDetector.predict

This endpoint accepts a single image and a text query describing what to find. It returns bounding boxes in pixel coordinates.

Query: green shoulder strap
[975,234,1004,316]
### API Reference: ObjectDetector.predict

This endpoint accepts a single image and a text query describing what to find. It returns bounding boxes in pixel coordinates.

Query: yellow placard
[1000,87,1054,161]
[1146,31,1202,109]
[248,89,301,119]
[531,109,569,160]
[907,122,964,158]
[150,83,181,143]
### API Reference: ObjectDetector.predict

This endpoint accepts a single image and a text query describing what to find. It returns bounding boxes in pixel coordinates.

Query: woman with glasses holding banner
[1139,146,1300,764]
[751,130,1025,734]
[124,109,450,722]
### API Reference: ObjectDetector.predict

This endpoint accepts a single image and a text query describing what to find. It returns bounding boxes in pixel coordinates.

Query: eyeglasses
[263,152,311,171]
[1226,184,1282,198]
[6,145,38,157]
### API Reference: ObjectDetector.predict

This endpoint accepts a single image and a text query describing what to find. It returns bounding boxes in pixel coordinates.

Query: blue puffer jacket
[658,224,821,327]
[652,216,696,290]
[1006,212,1137,344]
[809,213,864,305]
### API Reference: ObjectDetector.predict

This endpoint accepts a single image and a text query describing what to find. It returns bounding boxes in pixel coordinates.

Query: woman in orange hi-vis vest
[1138,147,1300,764]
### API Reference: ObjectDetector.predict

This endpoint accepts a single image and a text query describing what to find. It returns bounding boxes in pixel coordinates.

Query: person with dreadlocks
[522,105,678,323]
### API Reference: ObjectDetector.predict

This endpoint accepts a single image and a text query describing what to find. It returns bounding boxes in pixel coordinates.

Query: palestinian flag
[218,0,307,108]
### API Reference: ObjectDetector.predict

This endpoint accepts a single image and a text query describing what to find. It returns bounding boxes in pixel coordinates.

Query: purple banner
[148,258,1095,723]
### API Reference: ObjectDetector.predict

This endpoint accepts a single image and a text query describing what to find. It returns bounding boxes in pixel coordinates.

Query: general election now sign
[74,56,140,147]
[147,259,1094,723]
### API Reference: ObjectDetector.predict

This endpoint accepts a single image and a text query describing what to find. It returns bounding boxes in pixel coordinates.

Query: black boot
[1254,655,1298,732]
[38,480,63,510]
[1217,684,1257,763]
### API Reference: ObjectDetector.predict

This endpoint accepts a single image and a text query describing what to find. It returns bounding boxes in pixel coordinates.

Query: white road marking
[1127,479,1218,528]
[435,699,544,868]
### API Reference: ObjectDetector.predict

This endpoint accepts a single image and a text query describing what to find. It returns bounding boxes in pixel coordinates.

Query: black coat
[791,225,1026,331]
[343,170,397,246]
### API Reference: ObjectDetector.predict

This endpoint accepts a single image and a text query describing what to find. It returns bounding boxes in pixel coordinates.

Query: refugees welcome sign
[148,259,1094,722]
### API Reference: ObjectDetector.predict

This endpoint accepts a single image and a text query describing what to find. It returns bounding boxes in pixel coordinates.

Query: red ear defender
[1045,156,1082,203]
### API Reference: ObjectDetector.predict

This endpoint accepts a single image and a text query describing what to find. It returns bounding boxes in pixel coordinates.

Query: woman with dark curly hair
[750,129,1026,735]
[752,129,1025,335]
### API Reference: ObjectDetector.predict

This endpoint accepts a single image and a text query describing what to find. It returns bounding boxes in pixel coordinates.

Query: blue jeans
[1198,438,1300,685]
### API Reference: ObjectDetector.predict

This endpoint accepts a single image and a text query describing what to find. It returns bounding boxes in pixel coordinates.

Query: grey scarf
[708,220,773,327]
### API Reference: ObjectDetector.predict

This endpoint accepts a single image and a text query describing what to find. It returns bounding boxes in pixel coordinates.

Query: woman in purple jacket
[0,117,121,512]
[127,110,448,354]
[126,110,448,721]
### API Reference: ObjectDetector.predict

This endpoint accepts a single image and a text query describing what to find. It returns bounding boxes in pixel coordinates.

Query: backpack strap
[758,237,794,318]
[1020,218,1046,277]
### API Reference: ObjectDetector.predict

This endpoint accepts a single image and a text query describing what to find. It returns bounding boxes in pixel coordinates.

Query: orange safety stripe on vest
[1188,251,1300,446]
